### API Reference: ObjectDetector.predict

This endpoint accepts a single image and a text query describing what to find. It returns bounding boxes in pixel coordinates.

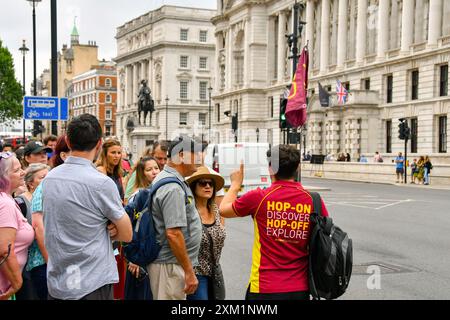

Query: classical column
[401,0,414,54]
[336,0,348,68]
[320,0,330,73]
[428,0,443,47]
[377,0,389,59]
[305,0,314,69]
[244,19,251,86]
[215,32,221,90]
[277,11,286,82]
[227,28,233,89]
[133,62,139,105]
[126,64,132,107]
[356,0,367,64]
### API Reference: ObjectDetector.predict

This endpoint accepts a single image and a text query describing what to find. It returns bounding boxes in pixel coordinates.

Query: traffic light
[398,120,410,140]
[32,120,44,136]
[279,97,293,129]
[231,113,238,131]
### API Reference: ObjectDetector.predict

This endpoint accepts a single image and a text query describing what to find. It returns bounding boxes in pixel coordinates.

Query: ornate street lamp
[19,40,29,142]
[26,0,42,137]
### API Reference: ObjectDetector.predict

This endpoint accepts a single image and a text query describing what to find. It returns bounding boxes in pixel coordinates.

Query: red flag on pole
[285,47,309,128]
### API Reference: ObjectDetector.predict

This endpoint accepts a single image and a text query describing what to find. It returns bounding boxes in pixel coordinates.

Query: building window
[411,70,419,100]
[105,94,112,103]
[386,120,392,153]
[216,103,220,123]
[439,116,447,153]
[199,113,206,126]
[105,109,112,120]
[410,118,418,153]
[269,96,274,118]
[342,82,350,90]
[387,75,393,103]
[199,30,207,42]
[199,81,207,100]
[440,65,448,97]
[180,56,188,69]
[179,81,188,100]
[105,78,112,87]
[179,112,188,125]
[105,126,111,136]
[180,29,188,41]
[199,57,208,69]
[363,78,370,90]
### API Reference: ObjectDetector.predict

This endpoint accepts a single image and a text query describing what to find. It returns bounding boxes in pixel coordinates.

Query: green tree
[0,39,23,122]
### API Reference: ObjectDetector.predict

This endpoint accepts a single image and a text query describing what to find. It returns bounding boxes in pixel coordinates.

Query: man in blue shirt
[395,152,405,183]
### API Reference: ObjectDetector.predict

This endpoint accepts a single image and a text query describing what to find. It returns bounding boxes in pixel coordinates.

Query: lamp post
[19,40,29,142]
[165,95,169,141]
[27,0,41,138]
[208,86,212,143]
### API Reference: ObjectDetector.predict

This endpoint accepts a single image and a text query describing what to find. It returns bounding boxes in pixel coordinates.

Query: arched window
[105,78,112,87]
[106,94,112,103]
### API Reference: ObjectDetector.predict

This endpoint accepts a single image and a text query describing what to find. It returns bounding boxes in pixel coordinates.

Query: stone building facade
[212,0,450,163]
[114,5,216,159]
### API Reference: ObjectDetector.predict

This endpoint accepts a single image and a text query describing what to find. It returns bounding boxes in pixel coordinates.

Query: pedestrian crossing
[320,192,414,210]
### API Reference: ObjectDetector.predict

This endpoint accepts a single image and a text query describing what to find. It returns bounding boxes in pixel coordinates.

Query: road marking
[322,194,414,210]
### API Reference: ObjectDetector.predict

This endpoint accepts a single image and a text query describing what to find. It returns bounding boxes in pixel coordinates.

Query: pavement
[304,176,450,191]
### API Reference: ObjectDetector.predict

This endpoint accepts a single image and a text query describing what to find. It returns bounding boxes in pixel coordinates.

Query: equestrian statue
[137,79,155,126]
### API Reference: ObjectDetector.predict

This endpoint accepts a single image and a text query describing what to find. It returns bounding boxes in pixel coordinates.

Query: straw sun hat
[186,166,225,191]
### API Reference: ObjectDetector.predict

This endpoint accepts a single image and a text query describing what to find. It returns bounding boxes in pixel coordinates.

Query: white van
[204,143,271,195]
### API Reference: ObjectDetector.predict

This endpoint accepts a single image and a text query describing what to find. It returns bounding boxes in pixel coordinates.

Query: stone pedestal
[129,126,160,161]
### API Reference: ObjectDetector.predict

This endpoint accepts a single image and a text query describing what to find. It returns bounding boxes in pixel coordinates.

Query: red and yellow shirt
[232,180,329,293]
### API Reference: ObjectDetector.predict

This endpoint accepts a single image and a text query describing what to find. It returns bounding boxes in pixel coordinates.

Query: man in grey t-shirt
[148,135,203,300]
[42,114,132,300]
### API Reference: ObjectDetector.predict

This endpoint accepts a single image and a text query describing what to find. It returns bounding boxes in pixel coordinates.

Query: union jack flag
[336,80,348,105]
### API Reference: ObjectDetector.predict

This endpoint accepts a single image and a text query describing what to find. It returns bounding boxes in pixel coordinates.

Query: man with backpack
[220,145,331,300]
[146,135,203,300]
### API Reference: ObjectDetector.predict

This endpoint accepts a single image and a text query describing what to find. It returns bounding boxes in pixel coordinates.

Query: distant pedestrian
[395,152,405,183]
[346,153,351,162]
[374,151,383,163]
[148,135,204,300]
[42,114,132,300]
[220,145,330,300]
[410,159,418,184]
[423,156,433,185]
[186,166,226,300]
[359,155,368,163]
[0,152,34,300]
[415,156,425,183]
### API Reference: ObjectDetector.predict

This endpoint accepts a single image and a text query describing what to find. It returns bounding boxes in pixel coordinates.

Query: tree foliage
[0,39,23,122]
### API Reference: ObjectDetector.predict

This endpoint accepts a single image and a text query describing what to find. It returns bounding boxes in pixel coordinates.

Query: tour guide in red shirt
[220,145,329,300]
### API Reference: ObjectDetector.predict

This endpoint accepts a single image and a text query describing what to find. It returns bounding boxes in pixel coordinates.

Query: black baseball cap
[24,141,52,156]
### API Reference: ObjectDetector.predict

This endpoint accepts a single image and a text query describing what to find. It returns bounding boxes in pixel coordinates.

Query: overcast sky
[0,0,216,95]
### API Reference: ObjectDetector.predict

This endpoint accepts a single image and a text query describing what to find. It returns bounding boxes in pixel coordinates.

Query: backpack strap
[133,177,189,234]
[309,192,322,218]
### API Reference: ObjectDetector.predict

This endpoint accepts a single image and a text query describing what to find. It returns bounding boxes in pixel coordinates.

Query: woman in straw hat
[186,166,226,300]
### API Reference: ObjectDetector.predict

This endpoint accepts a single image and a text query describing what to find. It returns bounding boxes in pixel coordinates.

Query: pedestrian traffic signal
[32,120,44,136]
[231,114,238,132]
[279,97,292,129]
[398,120,410,140]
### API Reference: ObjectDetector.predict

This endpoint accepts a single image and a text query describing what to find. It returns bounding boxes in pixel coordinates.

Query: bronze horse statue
[138,79,155,126]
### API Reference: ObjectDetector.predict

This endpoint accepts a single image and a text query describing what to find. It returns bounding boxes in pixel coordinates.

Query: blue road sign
[23,96,69,121]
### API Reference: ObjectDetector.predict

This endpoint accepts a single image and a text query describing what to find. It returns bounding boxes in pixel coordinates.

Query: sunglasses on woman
[0,151,14,161]
[197,179,214,187]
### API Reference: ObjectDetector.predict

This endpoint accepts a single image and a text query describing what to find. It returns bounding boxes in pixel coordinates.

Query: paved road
[221,177,450,300]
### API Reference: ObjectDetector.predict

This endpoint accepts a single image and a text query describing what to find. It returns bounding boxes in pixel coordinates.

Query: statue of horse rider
[137,79,155,126]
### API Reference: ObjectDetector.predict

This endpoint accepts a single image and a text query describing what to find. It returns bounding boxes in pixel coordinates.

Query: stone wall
[302,161,450,186]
